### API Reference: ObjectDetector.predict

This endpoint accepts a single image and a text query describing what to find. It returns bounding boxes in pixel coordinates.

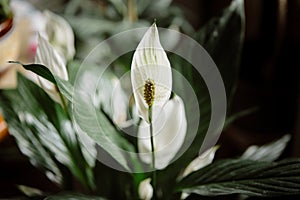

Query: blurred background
[0,0,299,198]
[174,0,300,158]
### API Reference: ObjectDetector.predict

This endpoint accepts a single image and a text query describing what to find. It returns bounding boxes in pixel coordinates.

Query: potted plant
[0,0,22,89]
[0,0,20,73]
[0,0,13,37]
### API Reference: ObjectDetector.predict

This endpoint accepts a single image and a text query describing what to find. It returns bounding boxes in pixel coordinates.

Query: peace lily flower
[23,8,75,63]
[28,34,68,104]
[42,10,75,62]
[132,23,187,170]
[138,178,153,200]
[131,23,172,123]
[138,95,187,169]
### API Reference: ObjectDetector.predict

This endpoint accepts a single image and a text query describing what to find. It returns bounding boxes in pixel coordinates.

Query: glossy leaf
[0,74,95,190]
[55,76,74,102]
[68,64,139,172]
[196,0,245,101]
[55,66,138,173]
[177,159,300,197]
[45,193,106,200]
[8,61,56,84]
[0,75,62,184]
[10,60,74,104]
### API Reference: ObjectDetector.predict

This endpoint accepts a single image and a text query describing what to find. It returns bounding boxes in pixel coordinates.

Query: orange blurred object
[0,114,9,141]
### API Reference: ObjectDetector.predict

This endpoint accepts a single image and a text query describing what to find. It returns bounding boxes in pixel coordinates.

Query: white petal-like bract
[138,178,153,200]
[131,23,172,123]
[138,95,187,169]
[182,146,219,178]
[180,146,219,199]
[43,10,75,62]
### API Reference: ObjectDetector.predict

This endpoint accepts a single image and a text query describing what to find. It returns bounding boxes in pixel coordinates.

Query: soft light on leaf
[177,159,300,197]
[8,61,56,84]
[0,74,96,189]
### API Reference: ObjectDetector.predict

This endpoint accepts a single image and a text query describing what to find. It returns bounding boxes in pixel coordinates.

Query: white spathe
[43,10,75,62]
[30,34,68,104]
[138,178,153,200]
[181,146,219,178]
[138,95,187,170]
[131,23,172,123]
[180,146,219,199]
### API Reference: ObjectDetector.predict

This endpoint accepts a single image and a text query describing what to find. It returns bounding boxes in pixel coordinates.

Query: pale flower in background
[24,7,75,63]
[10,1,75,63]
[138,178,153,200]
[43,10,75,62]
[28,34,68,104]
[131,23,172,123]
[0,1,75,89]
[138,95,187,169]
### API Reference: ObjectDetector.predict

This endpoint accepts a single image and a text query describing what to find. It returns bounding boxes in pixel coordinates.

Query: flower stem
[148,106,156,199]
[127,0,138,22]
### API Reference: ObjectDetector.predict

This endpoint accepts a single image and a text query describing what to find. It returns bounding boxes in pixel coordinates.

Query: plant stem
[56,86,94,191]
[127,0,138,22]
[148,106,156,199]
[56,86,71,120]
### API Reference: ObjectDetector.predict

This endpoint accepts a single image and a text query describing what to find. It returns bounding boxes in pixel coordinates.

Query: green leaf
[45,193,106,200]
[55,76,74,102]
[67,59,81,84]
[241,134,291,162]
[0,74,96,190]
[8,61,56,84]
[59,62,140,172]
[0,76,63,184]
[71,77,134,172]
[176,159,300,197]
[224,106,258,128]
[196,0,245,102]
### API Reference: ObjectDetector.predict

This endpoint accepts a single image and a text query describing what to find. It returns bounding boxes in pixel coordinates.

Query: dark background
[177,0,300,158]
[0,0,299,198]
